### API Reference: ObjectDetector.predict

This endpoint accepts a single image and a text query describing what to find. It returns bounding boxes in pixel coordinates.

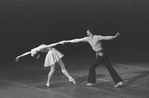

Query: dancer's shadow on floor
[75,74,106,84]
[122,70,149,88]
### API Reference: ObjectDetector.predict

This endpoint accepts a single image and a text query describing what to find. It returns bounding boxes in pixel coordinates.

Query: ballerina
[15,41,76,86]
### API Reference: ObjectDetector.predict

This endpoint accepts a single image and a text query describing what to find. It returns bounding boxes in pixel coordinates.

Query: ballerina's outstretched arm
[15,46,41,62]
[15,41,65,62]
[15,51,31,62]
[45,41,65,48]
[15,44,51,62]
[36,41,66,50]
[15,50,40,62]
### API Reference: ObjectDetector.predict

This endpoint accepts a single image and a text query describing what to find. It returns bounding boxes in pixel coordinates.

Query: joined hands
[59,40,69,45]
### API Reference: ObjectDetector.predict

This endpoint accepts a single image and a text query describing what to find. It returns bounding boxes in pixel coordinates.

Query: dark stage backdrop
[0,0,149,64]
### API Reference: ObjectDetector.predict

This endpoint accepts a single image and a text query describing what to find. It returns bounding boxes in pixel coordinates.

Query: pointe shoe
[46,83,50,87]
[69,78,76,84]
[114,81,123,88]
[87,83,95,86]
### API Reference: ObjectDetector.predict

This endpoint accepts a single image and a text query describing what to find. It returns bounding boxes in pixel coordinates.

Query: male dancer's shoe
[87,83,95,86]
[114,81,123,88]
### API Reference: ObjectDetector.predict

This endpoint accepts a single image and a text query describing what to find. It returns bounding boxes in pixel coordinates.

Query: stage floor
[0,51,149,98]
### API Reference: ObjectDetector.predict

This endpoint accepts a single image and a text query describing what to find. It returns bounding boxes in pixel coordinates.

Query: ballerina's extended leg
[57,59,76,84]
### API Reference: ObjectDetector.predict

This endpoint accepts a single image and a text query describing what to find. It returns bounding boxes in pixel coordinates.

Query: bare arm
[16,40,67,62]
[46,42,61,47]
[64,37,87,44]
[15,44,47,62]
[15,41,63,62]
[37,41,65,50]
[15,51,31,62]
[99,32,120,40]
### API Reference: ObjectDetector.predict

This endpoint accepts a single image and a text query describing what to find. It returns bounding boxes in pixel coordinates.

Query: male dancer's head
[87,26,94,37]
[87,29,92,36]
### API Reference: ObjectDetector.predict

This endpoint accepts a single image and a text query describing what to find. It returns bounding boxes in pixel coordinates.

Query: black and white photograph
[0,0,149,98]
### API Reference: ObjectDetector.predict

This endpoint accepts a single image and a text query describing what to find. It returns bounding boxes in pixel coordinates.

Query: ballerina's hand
[116,32,120,37]
[15,56,20,62]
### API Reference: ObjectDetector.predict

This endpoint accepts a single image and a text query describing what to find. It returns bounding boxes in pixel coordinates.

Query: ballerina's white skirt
[44,48,64,67]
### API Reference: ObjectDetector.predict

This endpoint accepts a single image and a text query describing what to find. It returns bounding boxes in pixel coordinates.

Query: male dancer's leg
[103,54,123,84]
[88,56,104,84]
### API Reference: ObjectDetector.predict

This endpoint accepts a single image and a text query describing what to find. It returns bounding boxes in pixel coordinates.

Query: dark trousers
[88,51,123,84]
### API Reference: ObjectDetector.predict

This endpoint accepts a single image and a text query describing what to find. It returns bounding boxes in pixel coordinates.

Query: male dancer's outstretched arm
[64,37,87,44]
[98,32,120,40]
[64,32,120,44]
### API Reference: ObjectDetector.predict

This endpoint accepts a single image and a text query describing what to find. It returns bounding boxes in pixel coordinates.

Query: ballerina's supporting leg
[57,59,76,84]
[46,65,55,86]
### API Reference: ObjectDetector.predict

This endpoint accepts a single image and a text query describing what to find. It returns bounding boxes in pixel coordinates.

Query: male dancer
[64,29,123,87]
